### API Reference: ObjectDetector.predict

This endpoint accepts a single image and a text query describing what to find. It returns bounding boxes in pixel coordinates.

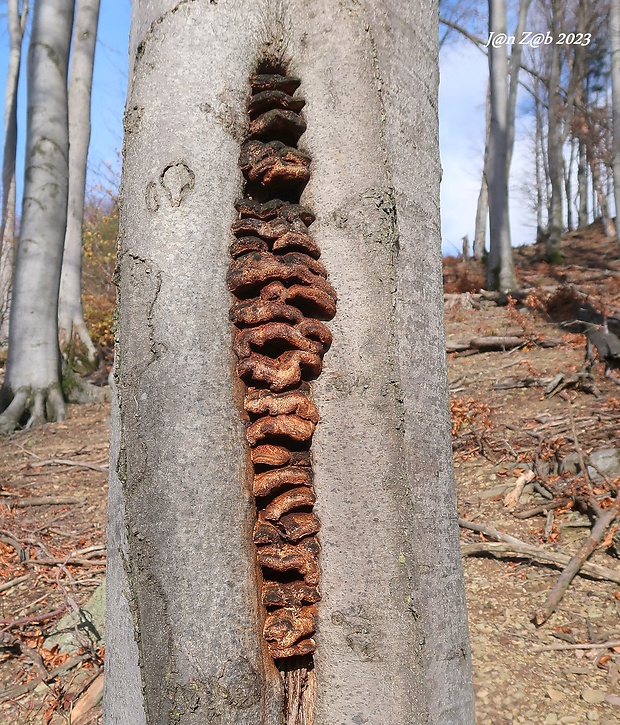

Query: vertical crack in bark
[227,68,336,724]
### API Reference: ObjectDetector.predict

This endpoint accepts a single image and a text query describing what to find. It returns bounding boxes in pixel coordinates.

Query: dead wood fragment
[458,518,525,546]
[27,458,108,473]
[503,470,535,509]
[533,640,620,652]
[512,498,571,519]
[10,496,81,507]
[461,542,620,584]
[25,557,105,567]
[0,534,27,562]
[0,630,49,679]
[0,574,29,593]
[0,654,86,702]
[0,606,68,628]
[447,336,564,353]
[70,672,105,725]
[534,493,620,625]
[491,377,550,390]
[544,367,600,398]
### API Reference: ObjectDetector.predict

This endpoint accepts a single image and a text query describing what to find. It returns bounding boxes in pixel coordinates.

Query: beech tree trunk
[0,0,28,344]
[474,82,490,260]
[104,0,474,723]
[546,0,564,261]
[58,0,100,366]
[486,0,517,290]
[578,139,588,228]
[0,0,74,433]
[611,0,620,242]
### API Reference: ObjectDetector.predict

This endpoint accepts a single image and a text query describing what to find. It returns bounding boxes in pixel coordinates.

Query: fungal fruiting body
[227,70,336,700]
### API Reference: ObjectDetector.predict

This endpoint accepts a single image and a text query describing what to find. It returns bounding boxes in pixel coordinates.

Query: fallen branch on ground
[533,640,620,652]
[70,672,105,725]
[447,335,563,354]
[512,498,571,519]
[9,496,82,507]
[461,542,620,584]
[534,492,620,625]
[0,575,30,594]
[0,606,68,629]
[459,517,525,546]
[0,654,86,702]
[0,631,48,679]
[26,458,108,473]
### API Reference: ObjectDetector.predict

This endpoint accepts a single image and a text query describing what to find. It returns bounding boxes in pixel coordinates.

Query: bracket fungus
[228,69,336,714]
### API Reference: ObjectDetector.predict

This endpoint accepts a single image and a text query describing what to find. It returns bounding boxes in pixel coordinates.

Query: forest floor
[1,223,620,723]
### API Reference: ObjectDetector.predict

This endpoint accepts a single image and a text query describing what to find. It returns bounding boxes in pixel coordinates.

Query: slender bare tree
[474,82,490,260]
[58,0,101,366]
[0,0,74,433]
[105,0,474,722]
[0,0,29,344]
[611,0,620,242]
[486,0,517,289]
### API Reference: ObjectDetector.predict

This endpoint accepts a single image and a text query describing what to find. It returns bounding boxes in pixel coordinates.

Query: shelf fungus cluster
[227,71,336,668]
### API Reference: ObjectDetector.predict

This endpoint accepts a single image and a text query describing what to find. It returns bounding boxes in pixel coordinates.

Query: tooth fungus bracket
[226,68,337,716]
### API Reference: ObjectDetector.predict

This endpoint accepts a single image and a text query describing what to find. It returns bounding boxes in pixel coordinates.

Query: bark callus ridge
[228,71,336,702]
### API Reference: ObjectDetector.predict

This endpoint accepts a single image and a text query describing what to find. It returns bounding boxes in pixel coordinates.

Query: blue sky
[0,1,131,201]
[0,2,536,253]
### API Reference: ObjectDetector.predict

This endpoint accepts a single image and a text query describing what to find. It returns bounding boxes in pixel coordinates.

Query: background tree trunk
[546,0,564,261]
[0,0,28,344]
[474,82,490,260]
[105,0,474,722]
[486,0,517,290]
[578,138,588,228]
[0,0,74,433]
[58,0,100,367]
[611,0,620,243]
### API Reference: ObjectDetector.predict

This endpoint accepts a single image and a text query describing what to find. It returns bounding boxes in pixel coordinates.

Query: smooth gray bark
[535,84,545,236]
[105,1,474,723]
[474,83,490,260]
[0,0,28,343]
[58,0,100,365]
[546,0,564,261]
[486,0,517,290]
[611,0,620,243]
[578,139,588,227]
[0,0,74,432]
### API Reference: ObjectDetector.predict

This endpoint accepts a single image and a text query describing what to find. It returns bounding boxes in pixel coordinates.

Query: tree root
[59,318,99,369]
[0,384,66,434]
